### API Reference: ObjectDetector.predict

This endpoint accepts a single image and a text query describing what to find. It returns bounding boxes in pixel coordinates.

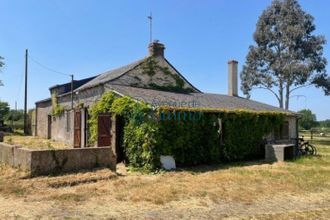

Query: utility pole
[13,101,17,130]
[71,74,74,109]
[24,49,28,135]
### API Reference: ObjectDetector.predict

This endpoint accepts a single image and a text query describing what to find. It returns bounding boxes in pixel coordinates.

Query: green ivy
[51,92,64,116]
[88,92,151,144]
[89,92,286,172]
[139,57,193,93]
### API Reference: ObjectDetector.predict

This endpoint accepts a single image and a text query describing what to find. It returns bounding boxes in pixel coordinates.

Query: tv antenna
[147,12,153,43]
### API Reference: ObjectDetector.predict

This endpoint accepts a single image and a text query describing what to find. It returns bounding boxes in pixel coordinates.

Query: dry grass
[0,136,329,219]
[3,133,70,149]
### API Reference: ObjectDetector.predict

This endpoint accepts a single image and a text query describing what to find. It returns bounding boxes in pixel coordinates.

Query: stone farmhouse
[34,41,298,162]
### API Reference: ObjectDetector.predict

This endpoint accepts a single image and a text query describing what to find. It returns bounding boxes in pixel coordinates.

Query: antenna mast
[147,12,153,43]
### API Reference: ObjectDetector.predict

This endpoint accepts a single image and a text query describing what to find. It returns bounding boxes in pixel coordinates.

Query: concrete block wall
[0,143,31,170]
[50,110,74,146]
[265,144,295,162]
[0,143,116,176]
[30,147,116,176]
[36,103,52,139]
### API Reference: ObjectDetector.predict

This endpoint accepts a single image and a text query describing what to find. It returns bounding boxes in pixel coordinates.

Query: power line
[28,55,71,76]
[28,54,75,110]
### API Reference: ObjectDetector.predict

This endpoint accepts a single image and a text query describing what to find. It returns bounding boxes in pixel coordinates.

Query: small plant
[140,57,193,93]
[51,92,65,116]
[47,142,55,150]
[51,104,64,116]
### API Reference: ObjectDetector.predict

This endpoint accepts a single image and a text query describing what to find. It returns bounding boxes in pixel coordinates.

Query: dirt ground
[0,136,329,219]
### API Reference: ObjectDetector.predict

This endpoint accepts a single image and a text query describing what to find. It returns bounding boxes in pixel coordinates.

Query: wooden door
[74,110,81,148]
[47,115,52,139]
[97,114,112,147]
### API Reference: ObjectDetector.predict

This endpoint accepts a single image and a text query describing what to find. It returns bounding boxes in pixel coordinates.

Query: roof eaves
[35,98,51,104]
[157,106,296,116]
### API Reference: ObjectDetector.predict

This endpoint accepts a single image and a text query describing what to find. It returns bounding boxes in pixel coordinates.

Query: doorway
[74,110,82,148]
[47,115,52,139]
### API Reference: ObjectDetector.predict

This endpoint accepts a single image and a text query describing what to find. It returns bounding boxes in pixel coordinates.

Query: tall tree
[0,101,10,120]
[0,56,4,86]
[241,0,329,109]
[298,109,316,130]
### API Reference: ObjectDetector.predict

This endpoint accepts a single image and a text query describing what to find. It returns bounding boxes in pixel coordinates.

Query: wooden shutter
[74,110,81,148]
[97,114,112,147]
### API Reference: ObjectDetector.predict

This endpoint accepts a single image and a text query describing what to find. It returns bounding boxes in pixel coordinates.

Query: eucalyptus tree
[241,0,329,109]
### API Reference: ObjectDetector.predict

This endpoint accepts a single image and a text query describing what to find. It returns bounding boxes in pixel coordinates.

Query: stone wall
[113,56,198,91]
[287,116,298,139]
[35,85,105,146]
[265,116,298,141]
[0,143,116,176]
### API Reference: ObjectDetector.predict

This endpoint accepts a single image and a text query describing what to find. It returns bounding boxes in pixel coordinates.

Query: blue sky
[0,0,329,120]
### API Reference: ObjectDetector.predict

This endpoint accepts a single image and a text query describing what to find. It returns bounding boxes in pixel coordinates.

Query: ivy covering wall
[51,92,64,116]
[89,92,286,171]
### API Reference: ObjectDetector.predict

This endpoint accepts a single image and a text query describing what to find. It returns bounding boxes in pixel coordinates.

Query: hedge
[89,92,286,171]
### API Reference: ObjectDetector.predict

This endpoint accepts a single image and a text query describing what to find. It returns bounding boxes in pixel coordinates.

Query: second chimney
[228,60,238,97]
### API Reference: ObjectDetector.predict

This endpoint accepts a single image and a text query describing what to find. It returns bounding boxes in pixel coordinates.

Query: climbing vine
[139,57,194,93]
[89,92,287,172]
[51,92,64,116]
[88,92,151,145]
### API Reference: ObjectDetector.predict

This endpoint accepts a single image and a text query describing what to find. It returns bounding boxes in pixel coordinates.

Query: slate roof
[49,76,97,95]
[75,58,147,92]
[106,84,295,114]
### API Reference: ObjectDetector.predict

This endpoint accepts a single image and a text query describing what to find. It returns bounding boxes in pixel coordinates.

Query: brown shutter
[74,110,81,148]
[97,114,112,147]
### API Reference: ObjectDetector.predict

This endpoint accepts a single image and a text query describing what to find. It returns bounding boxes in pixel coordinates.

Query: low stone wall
[0,143,116,176]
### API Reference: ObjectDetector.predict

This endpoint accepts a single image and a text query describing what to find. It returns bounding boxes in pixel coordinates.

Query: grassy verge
[0,136,329,218]
[3,133,70,150]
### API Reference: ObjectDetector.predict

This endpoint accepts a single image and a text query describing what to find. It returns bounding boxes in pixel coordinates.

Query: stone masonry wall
[113,56,197,91]
[35,85,104,146]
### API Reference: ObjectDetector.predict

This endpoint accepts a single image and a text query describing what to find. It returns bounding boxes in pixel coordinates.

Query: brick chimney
[148,40,165,57]
[228,60,238,97]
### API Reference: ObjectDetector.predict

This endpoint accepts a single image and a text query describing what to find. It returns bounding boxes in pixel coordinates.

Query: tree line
[298,109,330,130]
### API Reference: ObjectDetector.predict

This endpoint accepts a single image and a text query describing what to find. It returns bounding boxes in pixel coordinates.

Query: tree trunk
[278,80,284,109]
[285,83,290,110]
